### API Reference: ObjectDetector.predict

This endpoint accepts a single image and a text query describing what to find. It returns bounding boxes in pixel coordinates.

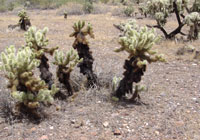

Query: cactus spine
[70,21,98,87]
[25,26,58,88]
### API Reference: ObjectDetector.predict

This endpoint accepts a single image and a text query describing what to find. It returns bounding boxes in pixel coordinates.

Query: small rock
[155,131,159,135]
[103,121,109,128]
[39,135,48,140]
[49,126,54,130]
[114,129,121,135]
[30,127,36,132]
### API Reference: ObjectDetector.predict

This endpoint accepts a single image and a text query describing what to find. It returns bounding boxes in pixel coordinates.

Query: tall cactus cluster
[70,21,98,87]
[184,12,200,40]
[140,0,190,39]
[25,26,58,88]
[18,9,31,31]
[113,20,164,101]
[0,46,58,109]
[53,49,82,96]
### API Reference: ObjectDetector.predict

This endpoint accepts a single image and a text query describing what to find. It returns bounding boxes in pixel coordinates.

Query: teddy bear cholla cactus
[191,0,200,12]
[53,48,82,96]
[141,0,189,39]
[184,12,200,40]
[18,9,31,31]
[70,21,98,87]
[0,46,58,109]
[113,21,164,101]
[25,26,58,88]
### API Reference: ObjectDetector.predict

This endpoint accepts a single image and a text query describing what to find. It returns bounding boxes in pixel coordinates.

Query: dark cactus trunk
[74,43,97,87]
[57,66,73,96]
[115,57,146,100]
[38,55,54,89]
[19,18,31,31]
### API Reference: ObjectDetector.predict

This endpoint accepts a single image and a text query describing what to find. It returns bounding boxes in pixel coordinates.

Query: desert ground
[0,7,200,140]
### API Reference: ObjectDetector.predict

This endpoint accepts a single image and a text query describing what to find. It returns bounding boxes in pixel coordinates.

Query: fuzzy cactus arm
[53,48,82,68]
[115,21,165,64]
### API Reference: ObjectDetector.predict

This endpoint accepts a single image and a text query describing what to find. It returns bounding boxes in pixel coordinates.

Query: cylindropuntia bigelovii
[70,20,98,88]
[113,20,165,101]
[53,48,83,96]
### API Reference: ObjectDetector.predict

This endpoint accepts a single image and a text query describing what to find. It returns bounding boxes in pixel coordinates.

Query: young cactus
[0,46,58,109]
[184,12,200,40]
[53,48,82,96]
[18,9,31,31]
[70,21,97,88]
[25,26,58,88]
[113,21,164,101]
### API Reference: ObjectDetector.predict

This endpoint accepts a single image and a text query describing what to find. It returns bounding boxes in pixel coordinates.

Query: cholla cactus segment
[115,23,164,65]
[192,0,200,12]
[115,19,138,35]
[70,20,94,44]
[53,48,83,69]
[0,45,40,80]
[112,76,122,92]
[184,12,200,26]
[18,9,30,21]
[25,26,49,50]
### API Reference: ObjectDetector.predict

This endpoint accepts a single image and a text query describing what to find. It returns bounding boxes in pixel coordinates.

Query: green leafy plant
[18,9,31,31]
[140,0,189,39]
[25,26,58,88]
[70,21,98,87]
[53,48,82,96]
[113,20,165,101]
[0,46,58,110]
[184,12,200,40]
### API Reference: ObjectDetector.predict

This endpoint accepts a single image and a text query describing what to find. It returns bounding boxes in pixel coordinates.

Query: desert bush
[140,0,190,39]
[123,5,134,17]
[83,0,94,14]
[70,21,98,87]
[184,12,200,40]
[0,45,58,110]
[53,48,82,96]
[18,9,31,31]
[100,0,110,3]
[112,20,164,101]
[25,26,58,88]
